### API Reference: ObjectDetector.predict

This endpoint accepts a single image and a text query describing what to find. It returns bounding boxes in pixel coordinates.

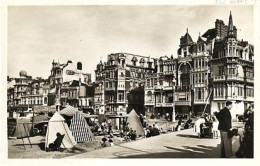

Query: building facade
[94,53,155,115]
[204,12,254,117]
[144,12,254,119]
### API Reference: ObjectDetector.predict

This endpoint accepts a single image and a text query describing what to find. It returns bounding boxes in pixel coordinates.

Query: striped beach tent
[69,111,94,143]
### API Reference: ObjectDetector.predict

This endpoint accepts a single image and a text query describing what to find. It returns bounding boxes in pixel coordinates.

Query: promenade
[65,128,221,158]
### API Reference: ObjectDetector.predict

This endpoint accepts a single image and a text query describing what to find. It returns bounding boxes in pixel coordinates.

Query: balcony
[105,87,116,91]
[193,67,209,72]
[194,99,209,104]
[226,75,244,81]
[163,71,174,76]
[145,86,154,90]
[213,96,226,100]
[163,86,173,90]
[245,78,254,83]
[245,96,254,102]
[175,100,191,106]
[155,103,173,107]
[117,100,126,104]
[154,85,163,90]
[60,94,68,98]
[95,89,103,94]
[145,101,155,105]
[212,75,225,82]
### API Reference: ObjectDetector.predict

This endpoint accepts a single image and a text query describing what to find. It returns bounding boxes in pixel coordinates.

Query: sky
[8,5,254,81]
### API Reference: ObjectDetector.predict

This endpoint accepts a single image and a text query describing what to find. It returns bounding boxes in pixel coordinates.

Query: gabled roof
[202,28,216,39]
[181,31,194,45]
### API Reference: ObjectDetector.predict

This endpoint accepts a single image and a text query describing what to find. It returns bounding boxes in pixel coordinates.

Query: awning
[33,105,56,114]
[32,115,49,124]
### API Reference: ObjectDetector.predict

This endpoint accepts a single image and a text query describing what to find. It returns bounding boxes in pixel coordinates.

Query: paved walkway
[65,129,221,158]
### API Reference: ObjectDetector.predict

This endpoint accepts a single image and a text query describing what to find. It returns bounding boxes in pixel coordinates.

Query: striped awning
[60,105,79,116]
[32,115,49,124]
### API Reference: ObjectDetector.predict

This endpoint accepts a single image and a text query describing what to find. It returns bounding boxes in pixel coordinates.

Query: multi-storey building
[94,53,155,115]
[203,12,254,117]
[144,12,254,119]
[49,60,91,89]
[60,80,94,111]
[12,70,33,106]
[7,78,15,107]
[19,78,50,107]
[145,30,211,119]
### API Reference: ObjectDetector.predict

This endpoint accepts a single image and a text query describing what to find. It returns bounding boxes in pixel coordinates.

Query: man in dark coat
[215,101,233,158]
[151,124,160,136]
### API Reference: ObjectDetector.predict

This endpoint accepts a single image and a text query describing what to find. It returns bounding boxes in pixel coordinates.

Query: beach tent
[60,105,78,116]
[45,112,76,149]
[70,111,94,142]
[127,109,145,136]
[8,117,32,138]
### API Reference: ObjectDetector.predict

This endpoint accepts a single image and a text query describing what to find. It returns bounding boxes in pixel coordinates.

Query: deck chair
[47,133,65,152]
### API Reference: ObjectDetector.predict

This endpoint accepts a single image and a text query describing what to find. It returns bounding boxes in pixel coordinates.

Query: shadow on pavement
[176,134,199,138]
[114,144,220,158]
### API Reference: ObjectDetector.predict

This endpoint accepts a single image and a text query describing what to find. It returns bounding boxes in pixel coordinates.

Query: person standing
[215,101,233,158]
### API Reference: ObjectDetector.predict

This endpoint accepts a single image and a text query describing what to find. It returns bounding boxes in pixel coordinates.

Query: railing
[194,99,208,103]
[154,85,163,90]
[245,78,254,83]
[212,75,225,81]
[95,89,102,93]
[145,101,155,105]
[155,103,173,107]
[105,87,116,91]
[213,96,226,100]
[163,71,174,75]
[163,86,173,90]
[174,100,191,106]
[226,75,244,81]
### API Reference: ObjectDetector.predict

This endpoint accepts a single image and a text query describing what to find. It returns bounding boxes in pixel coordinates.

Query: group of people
[145,123,160,137]
[214,101,254,158]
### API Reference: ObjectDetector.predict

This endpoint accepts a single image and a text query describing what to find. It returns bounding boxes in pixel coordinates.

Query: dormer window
[139,58,145,67]
[132,57,138,66]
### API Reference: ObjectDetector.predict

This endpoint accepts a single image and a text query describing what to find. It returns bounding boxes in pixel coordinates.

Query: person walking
[215,101,233,158]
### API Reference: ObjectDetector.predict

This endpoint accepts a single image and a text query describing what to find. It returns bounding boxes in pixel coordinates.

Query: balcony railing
[212,75,225,81]
[226,75,244,81]
[154,85,163,90]
[105,87,116,91]
[145,101,155,105]
[95,89,103,94]
[163,71,174,75]
[194,99,209,104]
[213,96,226,100]
[175,100,191,106]
[245,78,254,83]
[155,102,173,107]
[163,86,173,90]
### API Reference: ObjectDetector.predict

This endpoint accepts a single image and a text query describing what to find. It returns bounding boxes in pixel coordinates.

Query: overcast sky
[8,5,253,81]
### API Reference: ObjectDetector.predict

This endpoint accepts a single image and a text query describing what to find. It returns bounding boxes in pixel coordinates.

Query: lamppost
[172,76,176,122]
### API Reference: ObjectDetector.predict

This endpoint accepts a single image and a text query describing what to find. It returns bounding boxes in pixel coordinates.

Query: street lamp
[172,76,176,122]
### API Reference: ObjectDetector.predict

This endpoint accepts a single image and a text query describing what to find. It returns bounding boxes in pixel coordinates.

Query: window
[147,79,150,87]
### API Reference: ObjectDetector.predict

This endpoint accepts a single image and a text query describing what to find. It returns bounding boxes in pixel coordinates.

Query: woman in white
[212,116,219,139]
[194,117,205,138]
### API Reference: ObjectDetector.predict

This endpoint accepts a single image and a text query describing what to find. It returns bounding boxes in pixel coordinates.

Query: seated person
[47,132,65,151]
[130,130,137,140]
